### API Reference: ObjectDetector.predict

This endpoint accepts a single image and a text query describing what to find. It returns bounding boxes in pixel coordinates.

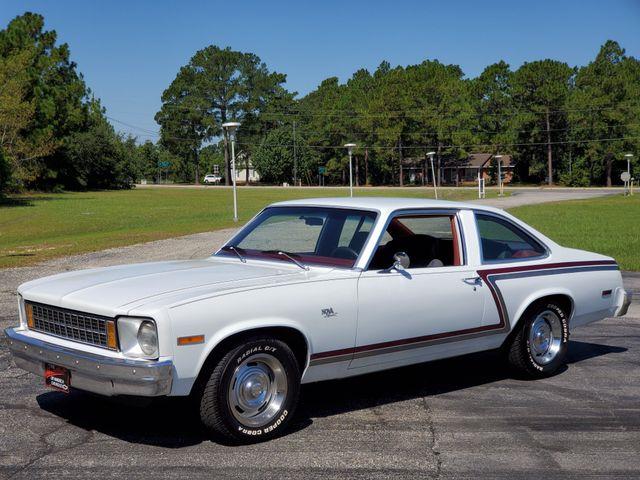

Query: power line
[128,129,640,151]
[233,136,640,151]
[266,123,640,138]
[146,102,638,119]
[108,113,640,140]
[106,116,161,135]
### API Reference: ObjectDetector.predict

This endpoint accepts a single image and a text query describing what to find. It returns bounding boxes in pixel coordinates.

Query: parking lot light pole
[344,143,356,197]
[494,155,503,197]
[222,122,241,222]
[427,152,437,199]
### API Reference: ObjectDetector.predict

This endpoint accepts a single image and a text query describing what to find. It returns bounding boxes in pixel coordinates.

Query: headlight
[138,321,158,356]
[117,317,158,359]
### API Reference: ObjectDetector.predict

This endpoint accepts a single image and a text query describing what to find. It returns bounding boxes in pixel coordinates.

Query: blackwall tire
[199,338,300,444]
[507,301,569,378]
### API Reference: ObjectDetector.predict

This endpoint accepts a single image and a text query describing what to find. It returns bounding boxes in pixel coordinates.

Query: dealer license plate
[44,364,70,393]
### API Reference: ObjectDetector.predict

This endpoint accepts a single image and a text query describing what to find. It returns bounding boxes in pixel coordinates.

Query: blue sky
[2,0,639,141]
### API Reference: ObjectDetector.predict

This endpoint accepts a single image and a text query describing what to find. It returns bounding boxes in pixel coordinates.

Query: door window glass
[369,215,460,270]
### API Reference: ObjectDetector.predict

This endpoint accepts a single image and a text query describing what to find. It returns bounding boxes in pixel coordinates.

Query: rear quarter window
[476,213,546,262]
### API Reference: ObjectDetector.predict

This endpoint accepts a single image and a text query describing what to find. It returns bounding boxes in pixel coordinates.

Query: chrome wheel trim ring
[228,353,287,427]
[529,309,563,366]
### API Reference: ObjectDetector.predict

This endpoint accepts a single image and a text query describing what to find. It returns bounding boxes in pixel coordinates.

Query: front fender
[196,317,312,377]
[169,313,312,396]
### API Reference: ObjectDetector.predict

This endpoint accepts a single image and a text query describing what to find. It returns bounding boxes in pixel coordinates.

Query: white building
[235,165,260,184]
[233,152,260,183]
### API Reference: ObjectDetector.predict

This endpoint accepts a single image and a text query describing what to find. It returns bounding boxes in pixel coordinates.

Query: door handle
[462,277,482,286]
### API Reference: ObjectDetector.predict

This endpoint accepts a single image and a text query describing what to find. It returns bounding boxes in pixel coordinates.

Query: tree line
[0,13,144,194]
[1,12,639,196]
[158,42,638,188]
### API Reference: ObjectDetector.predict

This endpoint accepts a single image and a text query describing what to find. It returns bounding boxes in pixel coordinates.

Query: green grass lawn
[2,187,637,271]
[0,186,487,268]
[510,194,640,271]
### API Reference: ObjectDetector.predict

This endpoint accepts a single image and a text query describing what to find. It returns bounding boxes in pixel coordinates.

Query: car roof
[270,196,504,215]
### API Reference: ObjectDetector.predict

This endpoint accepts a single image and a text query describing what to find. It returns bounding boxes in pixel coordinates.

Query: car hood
[18,258,309,316]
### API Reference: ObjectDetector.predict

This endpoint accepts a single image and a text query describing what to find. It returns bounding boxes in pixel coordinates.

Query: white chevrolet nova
[6,197,631,442]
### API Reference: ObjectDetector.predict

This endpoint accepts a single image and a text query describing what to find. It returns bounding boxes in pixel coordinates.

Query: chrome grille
[28,302,114,349]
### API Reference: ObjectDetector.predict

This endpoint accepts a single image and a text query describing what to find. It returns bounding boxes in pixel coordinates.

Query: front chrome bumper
[5,327,173,397]
[614,289,633,317]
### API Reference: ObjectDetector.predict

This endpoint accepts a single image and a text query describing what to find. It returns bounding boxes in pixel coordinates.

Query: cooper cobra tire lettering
[199,337,299,444]
[507,301,569,378]
[238,410,289,436]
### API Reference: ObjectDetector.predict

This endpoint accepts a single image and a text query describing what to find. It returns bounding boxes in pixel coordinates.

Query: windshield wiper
[221,245,246,263]
[263,250,309,271]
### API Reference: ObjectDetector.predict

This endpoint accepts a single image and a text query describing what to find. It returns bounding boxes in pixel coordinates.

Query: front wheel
[506,301,569,378]
[198,338,300,443]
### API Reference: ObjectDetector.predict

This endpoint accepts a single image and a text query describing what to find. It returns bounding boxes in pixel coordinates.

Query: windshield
[218,206,377,268]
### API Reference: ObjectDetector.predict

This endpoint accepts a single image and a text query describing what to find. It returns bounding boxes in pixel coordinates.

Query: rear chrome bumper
[4,327,173,397]
[614,289,633,317]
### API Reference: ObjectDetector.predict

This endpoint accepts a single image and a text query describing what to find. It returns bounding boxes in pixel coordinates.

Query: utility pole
[293,121,298,186]
[344,143,356,197]
[399,138,404,187]
[355,153,359,187]
[427,151,438,199]
[495,155,504,197]
[546,107,553,186]
[364,147,369,186]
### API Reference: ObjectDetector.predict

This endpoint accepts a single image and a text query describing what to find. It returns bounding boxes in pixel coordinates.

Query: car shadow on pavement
[35,340,626,447]
[297,340,627,420]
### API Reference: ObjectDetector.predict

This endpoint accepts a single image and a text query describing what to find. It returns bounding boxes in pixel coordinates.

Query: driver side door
[351,210,487,369]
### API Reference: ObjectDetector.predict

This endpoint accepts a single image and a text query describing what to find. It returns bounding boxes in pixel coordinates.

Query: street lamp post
[427,151,437,199]
[344,143,356,197]
[625,153,634,195]
[494,155,504,197]
[222,121,241,222]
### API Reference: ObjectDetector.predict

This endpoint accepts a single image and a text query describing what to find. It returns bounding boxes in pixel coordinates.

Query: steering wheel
[330,246,359,260]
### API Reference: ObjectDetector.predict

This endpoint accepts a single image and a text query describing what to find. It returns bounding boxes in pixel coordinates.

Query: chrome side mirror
[392,252,410,271]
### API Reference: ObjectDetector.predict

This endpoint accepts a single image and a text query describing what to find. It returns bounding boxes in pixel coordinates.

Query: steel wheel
[528,309,563,366]
[227,353,288,427]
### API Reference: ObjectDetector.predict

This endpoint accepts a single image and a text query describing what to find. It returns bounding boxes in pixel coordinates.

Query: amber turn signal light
[25,303,34,328]
[177,335,205,346]
[106,320,118,350]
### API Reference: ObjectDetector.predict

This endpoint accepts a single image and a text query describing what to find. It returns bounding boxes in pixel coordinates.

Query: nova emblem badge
[321,307,337,318]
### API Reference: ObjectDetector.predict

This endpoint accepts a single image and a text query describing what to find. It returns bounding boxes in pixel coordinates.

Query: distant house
[235,165,260,184]
[401,153,515,186]
[400,157,428,185]
[442,153,515,185]
[234,152,260,184]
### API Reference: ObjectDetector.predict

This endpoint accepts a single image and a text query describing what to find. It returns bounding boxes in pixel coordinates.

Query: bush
[252,127,318,184]
[558,170,591,187]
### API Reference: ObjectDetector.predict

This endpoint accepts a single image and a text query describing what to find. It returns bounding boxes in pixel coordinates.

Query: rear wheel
[198,338,300,443]
[507,301,569,378]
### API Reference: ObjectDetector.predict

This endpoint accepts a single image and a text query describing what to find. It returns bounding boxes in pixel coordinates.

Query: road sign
[318,166,326,175]
[158,161,171,168]
[621,171,631,182]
